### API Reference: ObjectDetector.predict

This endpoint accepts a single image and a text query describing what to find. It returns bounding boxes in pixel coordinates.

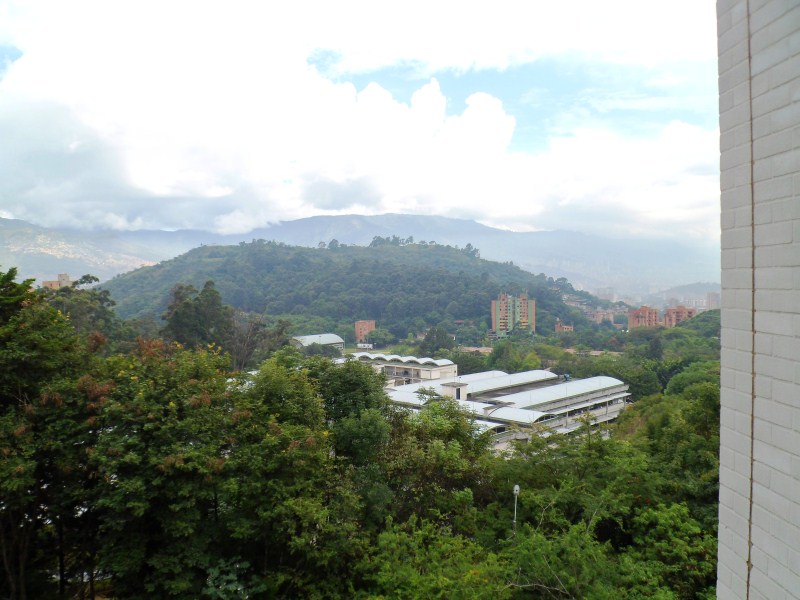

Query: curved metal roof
[350,352,454,367]
[293,334,344,346]
[504,376,627,409]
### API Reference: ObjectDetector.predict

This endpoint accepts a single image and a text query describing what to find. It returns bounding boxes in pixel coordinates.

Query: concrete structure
[387,369,630,450]
[554,319,574,333]
[628,305,660,329]
[716,2,800,598]
[291,334,345,353]
[589,309,617,324]
[662,305,698,328]
[348,351,458,385]
[707,291,721,310]
[354,320,376,343]
[491,292,536,336]
[41,273,72,290]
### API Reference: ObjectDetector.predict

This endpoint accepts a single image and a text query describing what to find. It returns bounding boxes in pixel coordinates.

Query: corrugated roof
[461,370,559,396]
[483,406,549,424]
[390,371,508,395]
[350,352,454,367]
[504,376,627,409]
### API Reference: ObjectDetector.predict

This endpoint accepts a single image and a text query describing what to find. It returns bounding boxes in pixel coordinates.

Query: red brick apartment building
[354,320,376,343]
[627,306,659,329]
[662,306,698,328]
[628,305,698,329]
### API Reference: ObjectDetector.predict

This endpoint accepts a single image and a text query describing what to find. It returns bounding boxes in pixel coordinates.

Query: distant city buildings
[595,287,616,302]
[662,305,698,328]
[628,306,660,329]
[706,292,720,310]
[41,273,72,290]
[554,318,573,333]
[627,305,698,330]
[589,309,617,324]
[354,319,376,343]
[491,292,536,336]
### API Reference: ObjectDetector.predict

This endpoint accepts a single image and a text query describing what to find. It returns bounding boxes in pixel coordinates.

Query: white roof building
[347,351,458,385]
[292,334,345,352]
[385,365,630,450]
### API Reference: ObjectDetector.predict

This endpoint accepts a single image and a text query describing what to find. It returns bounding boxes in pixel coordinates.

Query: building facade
[627,305,659,329]
[354,320,376,343]
[491,292,536,336]
[41,273,72,290]
[554,318,574,333]
[662,305,698,328]
[716,2,800,598]
[347,352,457,385]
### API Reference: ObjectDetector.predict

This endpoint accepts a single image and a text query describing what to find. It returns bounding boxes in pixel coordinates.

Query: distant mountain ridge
[0,214,720,295]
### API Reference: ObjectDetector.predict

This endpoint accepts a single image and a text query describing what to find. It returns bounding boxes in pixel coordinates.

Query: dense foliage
[1,266,721,598]
[101,241,592,338]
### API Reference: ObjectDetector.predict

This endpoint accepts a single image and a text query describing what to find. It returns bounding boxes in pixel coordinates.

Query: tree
[0,290,88,600]
[90,341,232,598]
[0,266,34,324]
[161,281,235,353]
[366,327,394,348]
[365,518,511,599]
[418,326,455,357]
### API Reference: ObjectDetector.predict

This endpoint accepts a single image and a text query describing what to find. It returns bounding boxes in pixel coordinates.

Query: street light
[513,484,520,535]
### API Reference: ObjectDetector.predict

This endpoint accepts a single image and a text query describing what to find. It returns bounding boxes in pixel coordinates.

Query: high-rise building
[662,306,698,328]
[491,292,536,336]
[716,2,800,598]
[627,305,659,329]
[354,320,376,343]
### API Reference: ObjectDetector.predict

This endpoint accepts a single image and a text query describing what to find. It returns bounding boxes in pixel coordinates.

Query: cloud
[0,0,720,241]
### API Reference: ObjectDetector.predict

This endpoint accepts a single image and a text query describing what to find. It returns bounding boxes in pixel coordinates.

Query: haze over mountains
[1,214,719,296]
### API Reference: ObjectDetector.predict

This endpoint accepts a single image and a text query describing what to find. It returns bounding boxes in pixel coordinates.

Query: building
[354,320,376,343]
[347,352,457,385]
[291,334,345,353]
[554,319,573,333]
[716,2,800,598]
[491,292,536,336]
[662,305,698,328]
[386,367,630,450]
[589,309,616,324]
[627,305,659,329]
[706,292,721,310]
[41,273,72,290]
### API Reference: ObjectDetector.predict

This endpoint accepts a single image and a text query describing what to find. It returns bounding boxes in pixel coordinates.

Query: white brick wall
[717,1,800,598]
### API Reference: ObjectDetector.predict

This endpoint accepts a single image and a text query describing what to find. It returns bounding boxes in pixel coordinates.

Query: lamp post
[513,484,520,536]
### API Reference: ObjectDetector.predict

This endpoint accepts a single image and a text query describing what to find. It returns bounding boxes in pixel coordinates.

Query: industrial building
[350,355,631,449]
[349,351,458,385]
[291,334,345,353]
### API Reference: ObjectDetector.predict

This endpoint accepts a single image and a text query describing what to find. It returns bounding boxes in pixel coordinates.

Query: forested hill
[102,239,597,333]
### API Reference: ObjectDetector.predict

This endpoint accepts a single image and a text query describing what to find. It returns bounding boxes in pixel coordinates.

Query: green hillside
[102,239,595,335]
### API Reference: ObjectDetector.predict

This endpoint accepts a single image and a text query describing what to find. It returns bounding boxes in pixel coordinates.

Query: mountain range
[0,214,720,296]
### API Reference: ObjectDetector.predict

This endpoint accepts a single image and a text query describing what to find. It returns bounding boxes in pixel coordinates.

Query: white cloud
[0,0,719,239]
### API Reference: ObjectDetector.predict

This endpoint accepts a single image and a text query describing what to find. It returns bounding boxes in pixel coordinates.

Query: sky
[0,0,720,241]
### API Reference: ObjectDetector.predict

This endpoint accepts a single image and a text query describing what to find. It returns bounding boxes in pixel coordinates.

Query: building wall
[354,320,376,342]
[716,1,800,598]
[627,305,659,329]
[491,293,536,335]
[663,305,698,328]
[42,273,72,289]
